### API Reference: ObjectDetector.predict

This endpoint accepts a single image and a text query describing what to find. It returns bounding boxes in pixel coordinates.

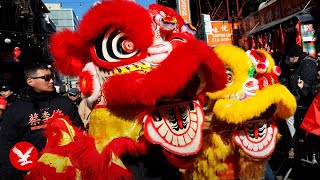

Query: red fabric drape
[300,93,320,136]
[295,21,302,47]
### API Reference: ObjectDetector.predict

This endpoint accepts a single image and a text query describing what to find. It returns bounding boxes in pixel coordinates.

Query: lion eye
[226,68,233,85]
[94,27,138,62]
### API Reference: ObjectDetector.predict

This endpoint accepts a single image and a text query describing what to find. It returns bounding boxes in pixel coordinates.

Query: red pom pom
[79,70,94,96]
[272,66,281,76]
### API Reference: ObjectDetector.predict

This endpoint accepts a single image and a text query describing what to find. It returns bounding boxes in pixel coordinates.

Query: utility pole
[226,0,231,22]
[236,0,239,15]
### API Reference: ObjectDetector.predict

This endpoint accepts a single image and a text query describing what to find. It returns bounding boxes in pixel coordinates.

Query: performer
[26,1,227,179]
[187,46,297,179]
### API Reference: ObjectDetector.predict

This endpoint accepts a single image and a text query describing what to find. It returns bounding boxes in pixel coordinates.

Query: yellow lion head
[207,45,296,158]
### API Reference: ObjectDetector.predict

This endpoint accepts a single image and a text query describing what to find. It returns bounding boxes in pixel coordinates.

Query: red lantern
[13,47,21,62]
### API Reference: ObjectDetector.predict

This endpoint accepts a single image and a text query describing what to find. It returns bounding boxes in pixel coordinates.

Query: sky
[44,0,156,20]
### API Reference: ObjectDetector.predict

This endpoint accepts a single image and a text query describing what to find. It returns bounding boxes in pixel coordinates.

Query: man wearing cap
[0,85,16,106]
[68,88,82,106]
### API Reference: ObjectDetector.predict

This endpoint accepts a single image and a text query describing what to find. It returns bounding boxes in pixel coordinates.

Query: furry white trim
[145,41,172,64]
[82,62,101,108]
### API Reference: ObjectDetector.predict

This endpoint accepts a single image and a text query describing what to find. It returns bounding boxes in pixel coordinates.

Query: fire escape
[201,0,248,22]
[19,0,37,44]
[21,0,33,33]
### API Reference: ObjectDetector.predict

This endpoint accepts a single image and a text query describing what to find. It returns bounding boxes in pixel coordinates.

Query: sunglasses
[31,74,55,81]
[68,93,78,97]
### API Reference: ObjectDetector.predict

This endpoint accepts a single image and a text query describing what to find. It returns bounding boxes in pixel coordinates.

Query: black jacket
[0,93,17,123]
[0,87,84,180]
[5,93,17,106]
[289,55,318,106]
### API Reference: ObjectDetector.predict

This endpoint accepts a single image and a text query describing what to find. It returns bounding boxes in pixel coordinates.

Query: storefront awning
[248,7,313,35]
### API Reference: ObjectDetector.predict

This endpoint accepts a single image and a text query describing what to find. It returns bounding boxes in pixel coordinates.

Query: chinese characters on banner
[207,21,233,47]
[176,0,191,23]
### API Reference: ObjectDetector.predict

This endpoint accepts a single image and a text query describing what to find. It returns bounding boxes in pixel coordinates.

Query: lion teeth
[165,131,173,142]
[154,103,195,146]
[178,136,186,146]
[263,139,268,146]
[248,142,253,150]
[154,120,164,128]
[243,138,249,147]
[258,143,264,150]
[172,135,178,146]
[190,113,197,122]
[240,133,271,151]
[190,121,197,131]
[158,124,168,137]
[234,123,278,157]
[268,127,273,134]
[188,128,195,138]
[266,134,272,141]
[184,133,191,144]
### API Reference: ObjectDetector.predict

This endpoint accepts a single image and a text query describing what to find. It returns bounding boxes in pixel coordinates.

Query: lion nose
[145,41,172,64]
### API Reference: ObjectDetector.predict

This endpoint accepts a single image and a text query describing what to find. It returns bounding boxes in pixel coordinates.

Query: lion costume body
[26,1,227,179]
[187,46,297,179]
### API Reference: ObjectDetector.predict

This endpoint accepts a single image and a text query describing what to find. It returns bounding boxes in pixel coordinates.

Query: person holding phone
[285,44,318,158]
[288,45,318,105]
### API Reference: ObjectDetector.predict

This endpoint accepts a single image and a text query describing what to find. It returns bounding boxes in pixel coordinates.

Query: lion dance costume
[26,1,227,179]
[187,46,297,179]
[26,1,296,179]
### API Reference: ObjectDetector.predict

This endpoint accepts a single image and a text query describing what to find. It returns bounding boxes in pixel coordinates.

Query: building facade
[45,3,79,92]
[46,3,79,31]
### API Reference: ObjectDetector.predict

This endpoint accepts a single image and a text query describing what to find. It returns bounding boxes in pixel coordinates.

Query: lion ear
[50,30,88,76]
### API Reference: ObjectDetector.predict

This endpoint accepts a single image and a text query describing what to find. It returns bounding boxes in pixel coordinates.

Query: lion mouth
[233,119,278,159]
[144,100,204,156]
[233,105,278,158]
[143,73,204,156]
